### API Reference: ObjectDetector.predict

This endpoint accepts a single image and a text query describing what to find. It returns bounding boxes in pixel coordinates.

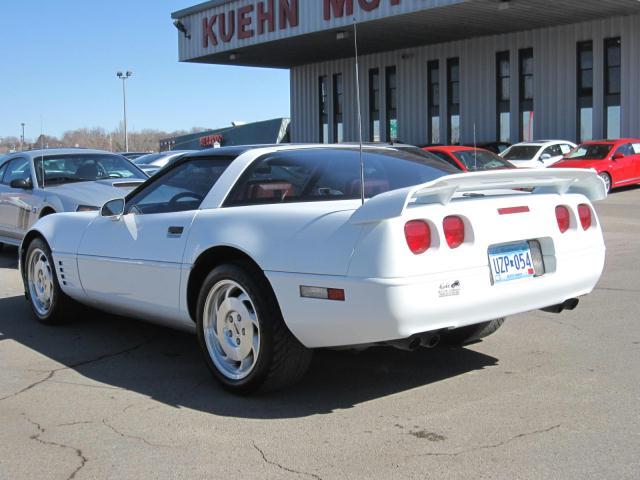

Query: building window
[427,60,440,144]
[332,73,344,143]
[369,69,380,142]
[385,66,398,142]
[604,37,621,139]
[447,58,460,145]
[319,76,329,143]
[577,41,594,142]
[519,48,534,142]
[496,52,510,143]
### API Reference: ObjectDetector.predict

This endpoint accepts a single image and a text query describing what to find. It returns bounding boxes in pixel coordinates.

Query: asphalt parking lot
[1,187,639,480]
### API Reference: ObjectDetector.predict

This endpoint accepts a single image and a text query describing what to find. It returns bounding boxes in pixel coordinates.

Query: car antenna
[353,18,365,205]
[40,114,45,188]
[473,123,477,171]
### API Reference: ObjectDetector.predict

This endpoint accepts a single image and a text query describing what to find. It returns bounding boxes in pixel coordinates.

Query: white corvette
[20,145,606,393]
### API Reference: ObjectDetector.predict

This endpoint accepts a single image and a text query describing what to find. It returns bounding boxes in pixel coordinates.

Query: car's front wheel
[196,262,312,394]
[24,237,79,324]
[598,172,612,193]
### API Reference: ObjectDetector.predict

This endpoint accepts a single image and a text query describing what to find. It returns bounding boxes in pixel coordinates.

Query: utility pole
[116,71,133,152]
[20,123,25,151]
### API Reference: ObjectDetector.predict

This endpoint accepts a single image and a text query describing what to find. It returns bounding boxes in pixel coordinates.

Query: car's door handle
[168,226,184,236]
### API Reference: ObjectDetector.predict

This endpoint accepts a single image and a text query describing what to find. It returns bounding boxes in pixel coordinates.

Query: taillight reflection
[555,206,570,233]
[443,216,465,249]
[578,204,592,230]
[404,220,431,254]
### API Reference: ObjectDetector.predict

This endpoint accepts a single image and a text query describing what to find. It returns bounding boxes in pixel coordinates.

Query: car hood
[552,159,604,170]
[43,179,144,208]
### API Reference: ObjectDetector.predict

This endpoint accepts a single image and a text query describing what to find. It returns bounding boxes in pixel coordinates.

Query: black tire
[598,172,612,193]
[23,237,80,324]
[196,262,312,394]
[442,318,505,346]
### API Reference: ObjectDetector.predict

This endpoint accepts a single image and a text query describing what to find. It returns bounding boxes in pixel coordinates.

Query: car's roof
[582,138,640,145]
[5,148,122,160]
[510,140,571,147]
[425,145,489,153]
[185,143,421,159]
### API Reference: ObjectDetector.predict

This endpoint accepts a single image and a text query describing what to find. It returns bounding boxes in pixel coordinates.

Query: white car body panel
[22,146,607,349]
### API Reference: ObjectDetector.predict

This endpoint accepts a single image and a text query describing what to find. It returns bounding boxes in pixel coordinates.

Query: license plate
[489,242,536,284]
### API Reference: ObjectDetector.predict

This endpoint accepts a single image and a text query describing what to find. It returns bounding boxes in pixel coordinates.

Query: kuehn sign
[201,0,402,48]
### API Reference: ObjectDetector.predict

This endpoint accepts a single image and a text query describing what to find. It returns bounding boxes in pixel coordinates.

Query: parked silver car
[0,149,146,249]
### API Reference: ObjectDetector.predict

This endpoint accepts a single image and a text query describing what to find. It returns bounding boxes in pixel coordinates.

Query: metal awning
[174,0,640,68]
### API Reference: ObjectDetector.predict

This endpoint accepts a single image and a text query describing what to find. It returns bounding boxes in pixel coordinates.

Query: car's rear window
[224,148,457,207]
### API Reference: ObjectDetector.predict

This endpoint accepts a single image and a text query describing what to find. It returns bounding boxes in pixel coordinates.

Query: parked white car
[501,140,576,168]
[20,145,606,393]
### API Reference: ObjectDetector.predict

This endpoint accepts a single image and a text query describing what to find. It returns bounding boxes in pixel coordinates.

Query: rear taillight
[404,220,431,254]
[555,206,570,233]
[578,204,592,230]
[443,216,465,249]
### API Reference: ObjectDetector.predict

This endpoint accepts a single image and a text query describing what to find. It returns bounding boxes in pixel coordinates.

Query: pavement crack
[410,424,561,458]
[252,441,323,480]
[101,419,174,448]
[0,339,153,402]
[23,414,88,480]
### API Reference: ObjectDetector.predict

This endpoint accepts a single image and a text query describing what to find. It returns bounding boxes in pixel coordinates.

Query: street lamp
[20,123,25,151]
[116,71,133,152]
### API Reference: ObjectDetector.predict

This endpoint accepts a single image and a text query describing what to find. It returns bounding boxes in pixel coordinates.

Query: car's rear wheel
[24,237,79,324]
[598,173,612,193]
[441,318,505,346]
[196,262,312,394]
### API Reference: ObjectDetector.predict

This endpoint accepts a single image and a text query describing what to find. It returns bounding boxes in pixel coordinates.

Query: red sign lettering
[238,5,255,39]
[202,15,218,48]
[257,0,275,34]
[219,11,235,42]
[324,0,400,20]
[278,0,299,30]
[200,134,224,147]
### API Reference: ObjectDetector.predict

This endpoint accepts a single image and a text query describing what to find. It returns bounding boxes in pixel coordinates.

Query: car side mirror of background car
[101,198,125,219]
[612,153,625,161]
[10,178,32,190]
[539,153,552,162]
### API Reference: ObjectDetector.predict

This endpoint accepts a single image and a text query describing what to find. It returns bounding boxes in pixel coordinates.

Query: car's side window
[543,145,561,157]
[2,158,32,186]
[126,157,232,215]
[0,161,8,182]
[614,144,633,157]
[560,144,573,155]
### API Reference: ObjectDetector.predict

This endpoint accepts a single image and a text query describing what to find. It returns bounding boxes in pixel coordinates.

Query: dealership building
[172,0,640,146]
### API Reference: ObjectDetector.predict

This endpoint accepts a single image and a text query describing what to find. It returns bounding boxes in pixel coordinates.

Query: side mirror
[100,198,125,219]
[612,153,625,161]
[10,178,32,190]
[539,153,552,161]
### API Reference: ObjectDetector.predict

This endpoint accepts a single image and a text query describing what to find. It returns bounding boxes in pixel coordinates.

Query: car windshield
[566,144,613,160]
[502,146,541,161]
[34,154,146,186]
[454,150,513,171]
[225,147,458,206]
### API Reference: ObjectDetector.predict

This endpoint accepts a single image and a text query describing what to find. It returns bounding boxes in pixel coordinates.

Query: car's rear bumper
[266,244,605,348]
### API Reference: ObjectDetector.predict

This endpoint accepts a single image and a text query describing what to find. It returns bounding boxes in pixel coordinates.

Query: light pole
[116,71,133,152]
[20,123,25,151]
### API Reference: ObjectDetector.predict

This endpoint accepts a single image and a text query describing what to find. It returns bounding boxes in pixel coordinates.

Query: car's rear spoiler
[350,168,606,225]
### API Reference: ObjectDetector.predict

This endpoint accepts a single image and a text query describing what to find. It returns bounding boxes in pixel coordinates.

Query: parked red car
[552,139,640,192]
[424,146,515,172]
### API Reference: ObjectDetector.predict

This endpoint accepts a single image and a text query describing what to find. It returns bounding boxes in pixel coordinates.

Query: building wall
[290,14,640,145]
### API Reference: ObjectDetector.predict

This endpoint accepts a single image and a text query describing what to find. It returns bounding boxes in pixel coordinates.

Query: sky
[0,1,290,140]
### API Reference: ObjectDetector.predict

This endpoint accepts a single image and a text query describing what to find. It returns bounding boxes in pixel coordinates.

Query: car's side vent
[58,260,67,286]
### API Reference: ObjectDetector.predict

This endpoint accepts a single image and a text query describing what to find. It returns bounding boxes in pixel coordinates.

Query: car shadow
[0,245,19,269]
[0,295,498,419]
